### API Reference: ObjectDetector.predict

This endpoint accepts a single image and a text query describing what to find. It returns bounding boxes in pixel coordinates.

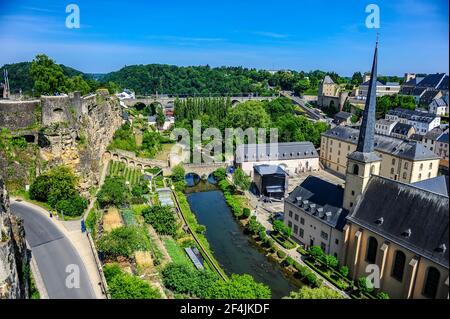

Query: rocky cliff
[0,178,29,299]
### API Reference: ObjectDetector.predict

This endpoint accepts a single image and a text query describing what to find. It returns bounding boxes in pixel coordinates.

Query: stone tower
[343,41,382,211]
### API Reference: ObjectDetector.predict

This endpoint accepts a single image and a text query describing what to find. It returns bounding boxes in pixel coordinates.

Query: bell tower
[343,39,381,211]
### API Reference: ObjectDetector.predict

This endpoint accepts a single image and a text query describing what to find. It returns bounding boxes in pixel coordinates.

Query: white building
[429,95,449,116]
[234,142,320,176]
[386,108,440,134]
[116,89,135,100]
[357,79,400,100]
[375,119,397,136]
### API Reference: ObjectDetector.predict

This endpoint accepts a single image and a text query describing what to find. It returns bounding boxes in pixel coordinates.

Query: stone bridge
[104,149,169,171]
[121,95,277,109]
[183,162,228,177]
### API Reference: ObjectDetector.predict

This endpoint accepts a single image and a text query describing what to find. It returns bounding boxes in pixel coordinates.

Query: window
[428,172,431,178]
[370,165,375,174]
[420,163,423,171]
[320,242,327,251]
[402,172,407,180]
[294,225,298,235]
[353,164,359,175]
[392,158,396,165]
[390,168,394,174]
[350,202,353,207]
[351,190,355,196]
[320,231,328,241]
[404,162,409,169]
[348,145,350,151]
[289,211,293,218]
[429,163,433,169]
[392,251,406,281]
[294,214,299,221]
[366,237,378,264]
[423,267,440,299]
[418,173,422,180]
[338,150,341,156]
[330,148,332,153]
[335,239,339,245]
[299,228,304,238]
[330,140,333,145]
[288,221,292,228]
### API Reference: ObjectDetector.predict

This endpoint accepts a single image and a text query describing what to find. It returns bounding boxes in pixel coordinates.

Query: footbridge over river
[183,162,228,178]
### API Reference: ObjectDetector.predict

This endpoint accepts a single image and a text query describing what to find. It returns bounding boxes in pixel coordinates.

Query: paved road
[10,201,96,299]
[280,91,328,121]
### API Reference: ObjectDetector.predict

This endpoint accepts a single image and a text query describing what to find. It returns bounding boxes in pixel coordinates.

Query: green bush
[207,274,271,299]
[162,263,217,298]
[104,263,161,299]
[285,256,294,266]
[339,265,349,277]
[142,205,178,236]
[97,176,129,208]
[97,226,151,259]
[377,292,390,299]
[55,194,88,217]
[242,207,251,219]
[277,250,287,259]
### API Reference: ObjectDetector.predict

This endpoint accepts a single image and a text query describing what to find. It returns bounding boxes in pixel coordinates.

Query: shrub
[357,277,374,295]
[306,272,321,288]
[324,254,339,269]
[196,225,206,234]
[242,207,251,219]
[162,263,217,298]
[97,226,151,259]
[272,220,292,238]
[142,205,178,236]
[207,274,271,299]
[309,245,325,261]
[55,194,88,217]
[213,168,226,181]
[377,292,390,299]
[285,256,294,266]
[339,265,349,277]
[258,230,267,241]
[97,176,129,208]
[277,250,287,259]
[284,286,344,299]
[104,264,161,299]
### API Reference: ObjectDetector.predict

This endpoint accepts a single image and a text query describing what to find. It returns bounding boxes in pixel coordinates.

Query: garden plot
[103,207,123,232]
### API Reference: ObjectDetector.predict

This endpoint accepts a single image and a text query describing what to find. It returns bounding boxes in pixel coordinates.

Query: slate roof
[416,73,447,89]
[412,175,449,197]
[376,119,396,126]
[410,133,424,142]
[412,87,428,96]
[235,142,318,163]
[323,75,335,84]
[399,86,415,95]
[420,89,441,105]
[253,164,288,176]
[286,176,348,230]
[387,108,437,124]
[322,126,440,161]
[437,131,449,144]
[361,80,384,86]
[334,111,352,121]
[392,122,414,136]
[430,97,448,107]
[403,77,424,87]
[348,175,449,268]
[424,127,444,141]
[437,75,449,90]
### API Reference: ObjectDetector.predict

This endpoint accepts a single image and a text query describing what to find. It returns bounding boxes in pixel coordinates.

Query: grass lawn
[163,237,194,269]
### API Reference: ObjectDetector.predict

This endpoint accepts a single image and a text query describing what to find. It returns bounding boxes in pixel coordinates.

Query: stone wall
[0,178,29,299]
[40,92,122,194]
[0,100,40,130]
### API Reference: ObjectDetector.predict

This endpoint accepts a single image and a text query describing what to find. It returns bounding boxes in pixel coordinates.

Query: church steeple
[343,39,382,211]
[356,39,378,153]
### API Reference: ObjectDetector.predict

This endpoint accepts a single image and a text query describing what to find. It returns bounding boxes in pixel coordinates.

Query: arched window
[366,237,378,263]
[429,163,433,170]
[420,163,423,171]
[353,164,359,175]
[392,158,395,165]
[403,172,407,179]
[418,173,422,180]
[390,168,395,174]
[392,250,406,281]
[423,267,440,299]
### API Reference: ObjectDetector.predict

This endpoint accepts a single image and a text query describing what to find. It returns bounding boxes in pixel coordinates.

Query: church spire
[356,39,378,153]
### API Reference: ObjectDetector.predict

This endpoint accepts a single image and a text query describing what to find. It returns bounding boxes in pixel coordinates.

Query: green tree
[67,75,91,95]
[324,254,338,269]
[55,194,88,217]
[213,168,227,182]
[284,286,344,299]
[309,246,325,261]
[171,164,185,182]
[272,219,292,238]
[162,263,217,298]
[97,226,151,258]
[104,264,161,299]
[207,274,271,299]
[156,106,166,128]
[339,265,349,277]
[30,54,69,96]
[142,205,178,236]
[357,277,374,295]
[232,167,251,191]
[225,101,270,131]
[351,72,363,85]
[97,176,129,208]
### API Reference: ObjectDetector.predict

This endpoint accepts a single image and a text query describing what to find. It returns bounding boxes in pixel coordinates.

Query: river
[186,190,300,299]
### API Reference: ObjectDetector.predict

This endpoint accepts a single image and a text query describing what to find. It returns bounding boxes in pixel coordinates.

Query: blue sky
[0,0,448,75]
